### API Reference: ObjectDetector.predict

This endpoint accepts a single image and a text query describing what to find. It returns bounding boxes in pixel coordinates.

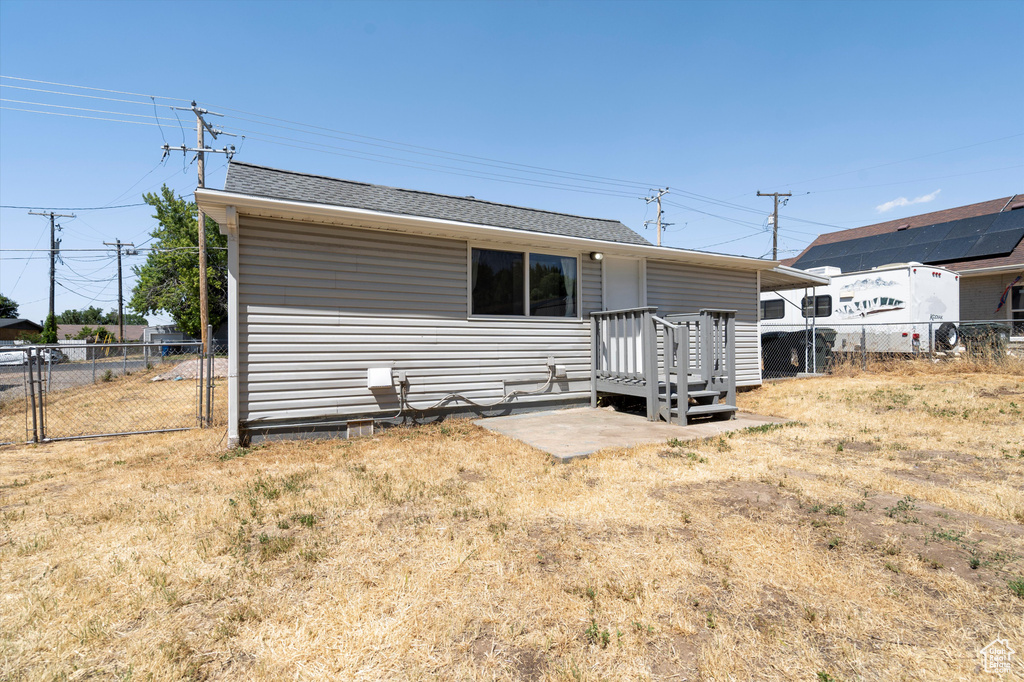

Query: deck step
[686,390,723,400]
[686,403,738,417]
[658,388,721,399]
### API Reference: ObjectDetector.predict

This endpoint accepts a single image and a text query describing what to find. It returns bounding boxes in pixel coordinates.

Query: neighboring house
[57,324,147,341]
[197,162,823,444]
[0,318,43,342]
[783,194,1024,331]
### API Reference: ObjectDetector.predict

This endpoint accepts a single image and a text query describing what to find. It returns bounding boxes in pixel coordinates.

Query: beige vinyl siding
[581,257,602,315]
[960,272,1023,322]
[645,260,761,385]
[237,217,593,423]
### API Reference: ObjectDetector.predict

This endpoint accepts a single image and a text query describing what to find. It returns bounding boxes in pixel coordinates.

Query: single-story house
[783,194,1024,332]
[0,318,43,342]
[197,162,824,445]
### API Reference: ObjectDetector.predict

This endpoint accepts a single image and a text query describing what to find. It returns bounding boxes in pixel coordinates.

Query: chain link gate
[0,340,217,444]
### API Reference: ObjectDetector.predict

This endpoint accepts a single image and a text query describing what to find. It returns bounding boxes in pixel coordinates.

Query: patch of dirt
[650,631,707,680]
[979,387,1023,398]
[898,449,976,465]
[152,358,227,381]
[838,441,880,453]
[470,634,546,681]
[660,480,1024,590]
[457,470,486,483]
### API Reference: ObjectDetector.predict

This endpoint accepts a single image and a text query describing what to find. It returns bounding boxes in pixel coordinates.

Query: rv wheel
[935,323,959,350]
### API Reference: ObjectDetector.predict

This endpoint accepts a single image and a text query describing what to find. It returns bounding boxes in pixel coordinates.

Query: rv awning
[759,264,831,292]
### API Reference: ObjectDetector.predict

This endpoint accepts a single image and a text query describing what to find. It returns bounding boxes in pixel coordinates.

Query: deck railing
[591,307,735,423]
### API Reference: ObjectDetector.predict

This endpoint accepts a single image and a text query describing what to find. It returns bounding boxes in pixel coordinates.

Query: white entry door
[604,257,641,310]
[602,258,644,373]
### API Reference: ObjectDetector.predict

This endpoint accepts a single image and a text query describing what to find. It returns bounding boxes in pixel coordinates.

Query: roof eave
[759,264,831,292]
[954,263,1024,277]
[197,188,783,272]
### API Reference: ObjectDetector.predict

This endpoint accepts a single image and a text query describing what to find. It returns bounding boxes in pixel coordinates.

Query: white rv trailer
[760,262,961,354]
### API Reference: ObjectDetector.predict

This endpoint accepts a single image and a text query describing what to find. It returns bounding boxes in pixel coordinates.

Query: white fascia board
[765,264,830,289]
[196,188,781,273]
[954,263,1024,277]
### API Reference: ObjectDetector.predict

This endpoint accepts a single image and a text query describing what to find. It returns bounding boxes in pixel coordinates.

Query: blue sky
[2,0,1022,325]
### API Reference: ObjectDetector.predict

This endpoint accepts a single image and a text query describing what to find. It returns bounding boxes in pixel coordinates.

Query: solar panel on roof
[859,247,909,270]
[964,230,1024,259]
[792,208,1024,273]
[943,215,996,239]
[988,209,1024,232]
[926,236,978,263]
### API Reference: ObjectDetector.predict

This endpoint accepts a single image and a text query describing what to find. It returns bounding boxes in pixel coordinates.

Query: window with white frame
[470,248,578,317]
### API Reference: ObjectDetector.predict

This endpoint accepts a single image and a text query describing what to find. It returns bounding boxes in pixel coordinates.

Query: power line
[0,106,162,127]
[1,202,146,210]
[0,75,187,101]
[0,97,180,122]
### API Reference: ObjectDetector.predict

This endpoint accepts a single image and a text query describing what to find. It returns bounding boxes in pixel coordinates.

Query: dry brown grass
[1,370,1022,680]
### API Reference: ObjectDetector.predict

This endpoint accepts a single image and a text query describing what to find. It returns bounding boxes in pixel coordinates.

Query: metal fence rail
[761,319,1021,378]
[0,337,224,445]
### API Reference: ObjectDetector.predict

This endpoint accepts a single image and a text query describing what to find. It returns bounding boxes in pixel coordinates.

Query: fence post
[861,326,867,371]
[92,351,96,384]
[928,322,934,358]
[206,324,214,427]
[26,352,38,443]
[123,345,127,377]
[197,341,204,427]
[144,343,149,369]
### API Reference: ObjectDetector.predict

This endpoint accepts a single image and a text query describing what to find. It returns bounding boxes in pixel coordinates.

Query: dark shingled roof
[783,194,1024,273]
[224,162,651,246]
[0,318,42,330]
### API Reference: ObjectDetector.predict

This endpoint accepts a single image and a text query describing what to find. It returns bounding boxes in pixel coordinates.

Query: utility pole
[757,191,792,260]
[162,101,235,348]
[28,211,75,335]
[103,240,136,342]
[644,188,671,246]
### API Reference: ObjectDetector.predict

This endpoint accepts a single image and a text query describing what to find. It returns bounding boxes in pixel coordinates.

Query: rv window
[529,254,577,317]
[801,295,832,318]
[760,299,785,320]
[471,248,524,315]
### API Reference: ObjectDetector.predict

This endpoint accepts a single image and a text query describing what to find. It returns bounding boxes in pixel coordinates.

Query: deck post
[643,309,658,421]
[677,324,688,425]
[661,326,670,421]
[726,313,736,415]
[590,315,598,408]
[701,311,713,384]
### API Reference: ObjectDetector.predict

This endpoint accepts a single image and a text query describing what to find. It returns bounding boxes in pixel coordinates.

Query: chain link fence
[0,340,226,445]
[761,319,1023,379]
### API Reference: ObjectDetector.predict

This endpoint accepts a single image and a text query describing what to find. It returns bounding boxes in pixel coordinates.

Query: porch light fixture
[590,252,604,261]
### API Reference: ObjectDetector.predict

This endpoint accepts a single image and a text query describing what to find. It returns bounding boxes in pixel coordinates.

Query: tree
[129,186,226,338]
[42,313,57,344]
[56,306,147,326]
[0,294,18,318]
[56,306,105,325]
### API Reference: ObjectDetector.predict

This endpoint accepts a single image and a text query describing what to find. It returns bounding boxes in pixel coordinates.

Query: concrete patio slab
[474,407,788,460]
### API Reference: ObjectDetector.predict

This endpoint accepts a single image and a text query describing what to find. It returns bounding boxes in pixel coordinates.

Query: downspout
[225,206,241,447]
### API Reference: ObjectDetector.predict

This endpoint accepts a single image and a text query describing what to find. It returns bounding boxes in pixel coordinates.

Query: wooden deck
[590,307,737,425]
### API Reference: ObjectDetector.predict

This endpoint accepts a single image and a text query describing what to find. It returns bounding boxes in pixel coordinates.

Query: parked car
[0,348,67,366]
